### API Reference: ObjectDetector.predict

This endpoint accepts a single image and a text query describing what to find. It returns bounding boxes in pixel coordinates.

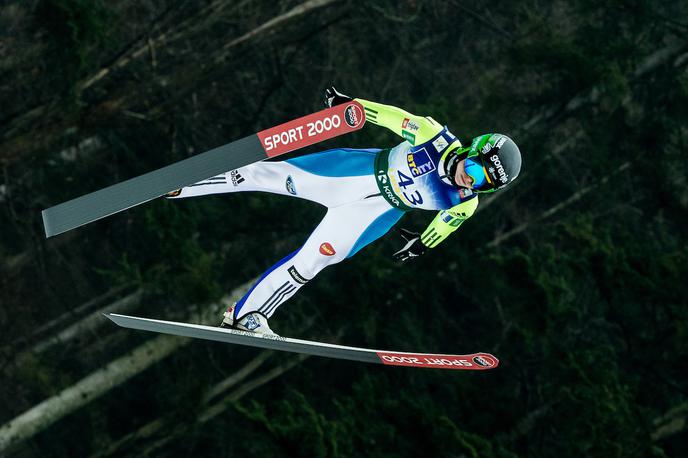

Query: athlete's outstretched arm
[324,86,454,147]
[355,98,444,146]
[420,198,479,249]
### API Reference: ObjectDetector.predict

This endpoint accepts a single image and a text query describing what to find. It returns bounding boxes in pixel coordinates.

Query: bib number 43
[397,170,423,205]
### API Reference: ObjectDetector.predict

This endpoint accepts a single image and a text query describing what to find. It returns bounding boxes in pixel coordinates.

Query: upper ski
[105,313,499,371]
[42,102,366,237]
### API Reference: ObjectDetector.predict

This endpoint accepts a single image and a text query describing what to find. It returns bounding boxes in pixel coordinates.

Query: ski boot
[219,303,236,329]
[220,303,278,336]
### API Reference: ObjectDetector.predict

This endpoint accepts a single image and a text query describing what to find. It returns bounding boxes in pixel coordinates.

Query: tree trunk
[0,279,255,453]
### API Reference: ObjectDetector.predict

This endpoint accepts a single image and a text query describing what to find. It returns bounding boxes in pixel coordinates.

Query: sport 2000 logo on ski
[258,101,366,157]
[377,352,498,369]
[379,355,474,367]
[344,104,363,128]
[262,114,344,152]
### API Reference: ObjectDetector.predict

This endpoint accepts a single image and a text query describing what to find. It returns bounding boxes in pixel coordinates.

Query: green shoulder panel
[356,98,443,145]
[420,197,479,248]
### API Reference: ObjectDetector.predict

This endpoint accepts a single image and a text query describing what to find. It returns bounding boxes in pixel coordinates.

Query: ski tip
[375,351,499,370]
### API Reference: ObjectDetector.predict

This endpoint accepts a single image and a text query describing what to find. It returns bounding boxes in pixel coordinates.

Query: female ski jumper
[167,98,481,327]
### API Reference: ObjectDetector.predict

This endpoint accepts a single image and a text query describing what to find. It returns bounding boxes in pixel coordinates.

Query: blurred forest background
[1,0,687,456]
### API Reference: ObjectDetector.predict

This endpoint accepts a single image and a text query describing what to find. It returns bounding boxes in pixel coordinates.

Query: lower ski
[42,102,366,237]
[105,313,499,371]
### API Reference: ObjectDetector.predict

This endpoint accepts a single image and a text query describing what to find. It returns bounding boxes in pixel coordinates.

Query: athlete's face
[455,159,475,189]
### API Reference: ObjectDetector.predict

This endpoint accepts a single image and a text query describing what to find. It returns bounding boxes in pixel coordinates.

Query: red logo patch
[319,242,336,256]
[344,104,363,128]
[402,118,409,128]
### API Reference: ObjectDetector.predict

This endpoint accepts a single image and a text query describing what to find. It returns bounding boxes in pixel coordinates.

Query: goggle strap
[483,166,493,185]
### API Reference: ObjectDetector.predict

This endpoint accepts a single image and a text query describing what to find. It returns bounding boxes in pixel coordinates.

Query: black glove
[392,228,428,262]
[324,86,353,108]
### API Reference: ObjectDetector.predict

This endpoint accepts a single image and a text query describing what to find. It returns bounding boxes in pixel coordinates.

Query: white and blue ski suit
[168,99,480,321]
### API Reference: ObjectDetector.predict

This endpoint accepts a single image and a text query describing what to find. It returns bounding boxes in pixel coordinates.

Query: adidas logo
[230,170,244,186]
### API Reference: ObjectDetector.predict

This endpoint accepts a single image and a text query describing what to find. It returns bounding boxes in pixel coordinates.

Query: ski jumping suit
[168,99,480,320]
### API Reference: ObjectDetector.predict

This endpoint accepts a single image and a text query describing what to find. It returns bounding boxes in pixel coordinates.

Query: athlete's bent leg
[231,197,404,322]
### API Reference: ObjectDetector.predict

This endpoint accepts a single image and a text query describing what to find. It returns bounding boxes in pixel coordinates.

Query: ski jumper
[168,99,480,320]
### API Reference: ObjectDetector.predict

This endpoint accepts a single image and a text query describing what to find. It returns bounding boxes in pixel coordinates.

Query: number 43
[397,171,423,205]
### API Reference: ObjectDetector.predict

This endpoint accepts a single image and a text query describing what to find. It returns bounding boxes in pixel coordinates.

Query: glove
[324,86,353,108]
[392,228,428,262]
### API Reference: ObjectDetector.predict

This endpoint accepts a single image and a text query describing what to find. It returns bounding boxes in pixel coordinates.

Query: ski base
[105,313,499,371]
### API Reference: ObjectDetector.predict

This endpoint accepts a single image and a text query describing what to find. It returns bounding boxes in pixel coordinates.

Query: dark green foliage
[2,0,688,457]
[235,376,518,458]
[34,0,112,92]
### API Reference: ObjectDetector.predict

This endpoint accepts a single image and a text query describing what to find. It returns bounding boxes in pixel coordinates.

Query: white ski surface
[105,313,499,370]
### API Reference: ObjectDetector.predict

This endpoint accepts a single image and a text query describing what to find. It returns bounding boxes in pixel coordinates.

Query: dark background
[1,1,687,456]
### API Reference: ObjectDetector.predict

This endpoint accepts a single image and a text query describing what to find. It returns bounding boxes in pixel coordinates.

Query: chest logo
[432,136,449,153]
[407,148,436,178]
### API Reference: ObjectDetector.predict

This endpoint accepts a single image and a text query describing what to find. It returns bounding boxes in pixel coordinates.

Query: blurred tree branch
[652,401,688,441]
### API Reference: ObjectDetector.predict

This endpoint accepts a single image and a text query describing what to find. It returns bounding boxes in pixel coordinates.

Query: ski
[42,102,366,238]
[105,313,499,371]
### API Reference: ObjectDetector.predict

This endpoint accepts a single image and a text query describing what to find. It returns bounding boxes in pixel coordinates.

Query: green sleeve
[356,98,443,145]
[420,197,479,248]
